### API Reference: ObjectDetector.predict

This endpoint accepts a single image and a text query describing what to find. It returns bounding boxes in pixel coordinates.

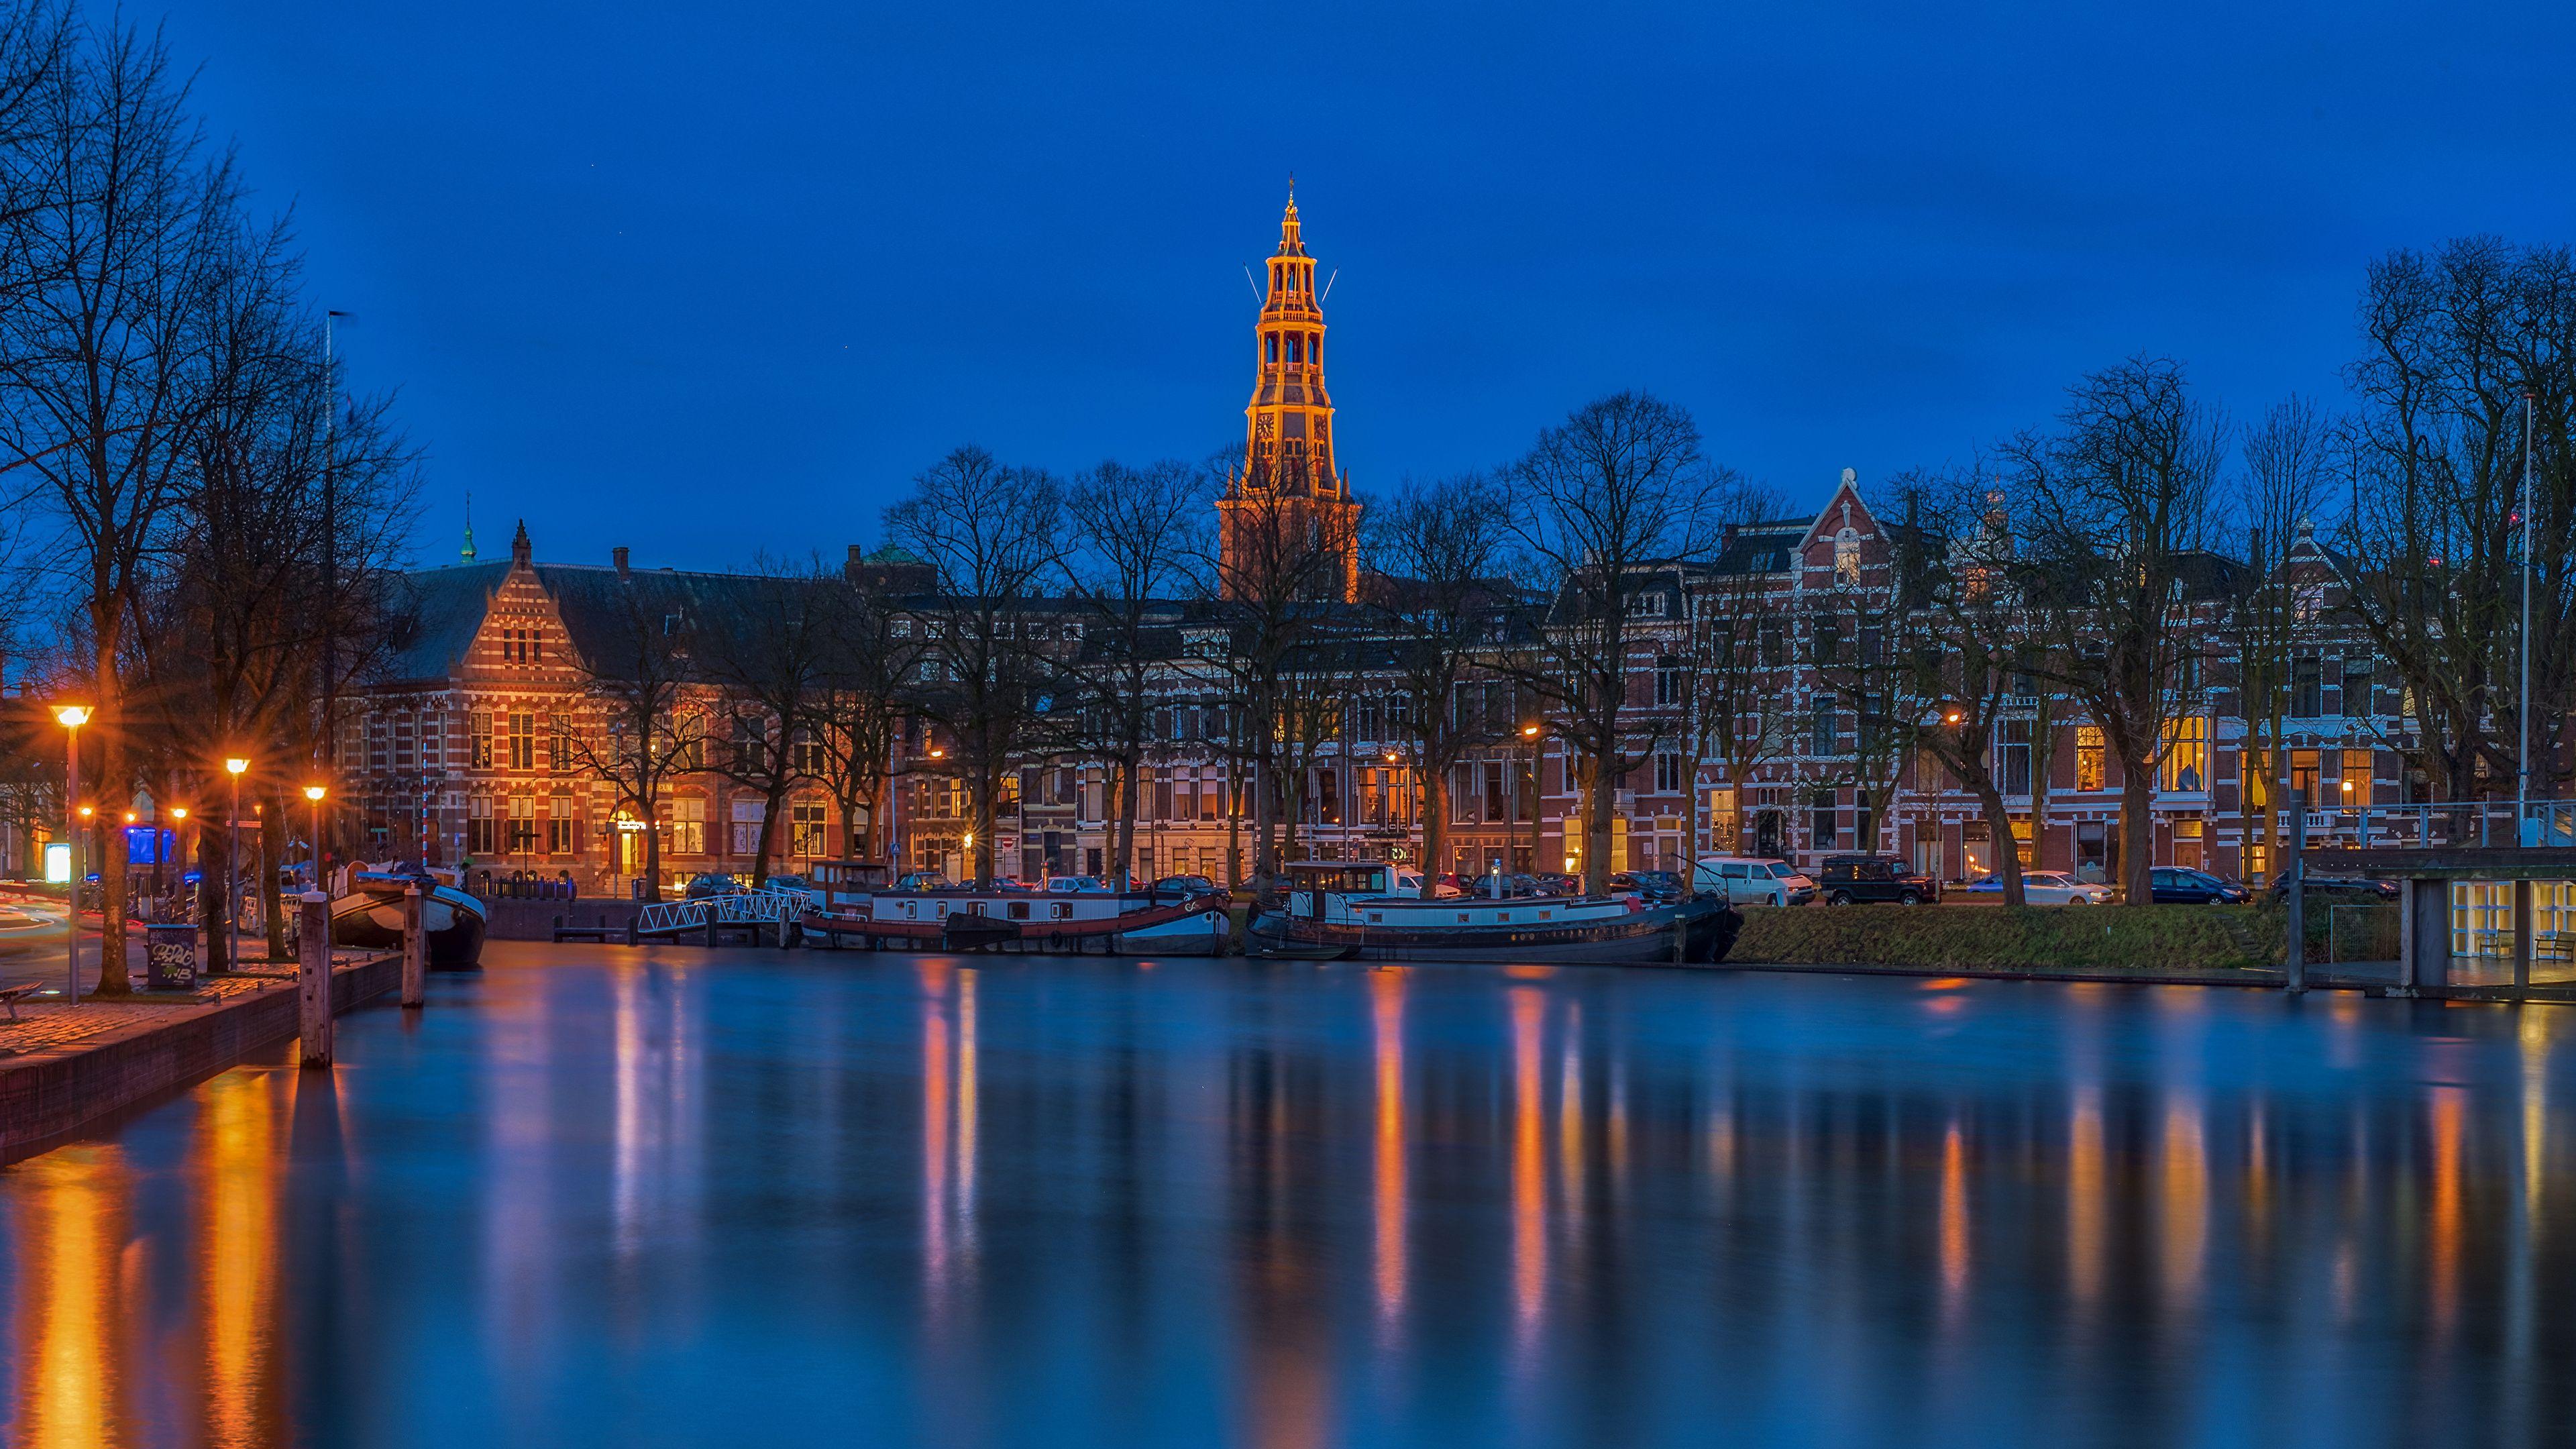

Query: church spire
[1217,188,1361,604]
[461,490,476,562]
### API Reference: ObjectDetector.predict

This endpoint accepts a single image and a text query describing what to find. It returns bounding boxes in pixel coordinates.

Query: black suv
[1818,855,1940,905]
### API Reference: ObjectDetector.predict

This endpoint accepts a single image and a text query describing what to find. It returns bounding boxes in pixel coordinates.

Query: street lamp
[54,705,91,1002]
[225,758,248,969]
[305,785,328,892]
[1519,723,1542,875]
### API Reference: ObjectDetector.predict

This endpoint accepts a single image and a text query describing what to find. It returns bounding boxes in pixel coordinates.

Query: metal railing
[633,886,810,938]
[2301,800,2576,854]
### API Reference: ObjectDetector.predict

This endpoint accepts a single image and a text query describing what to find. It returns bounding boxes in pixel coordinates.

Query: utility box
[145,922,199,991]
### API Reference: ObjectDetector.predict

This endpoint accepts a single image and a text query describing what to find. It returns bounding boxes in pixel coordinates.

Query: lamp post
[305,785,328,892]
[1520,723,1542,877]
[225,758,248,971]
[168,808,186,917]
[55,705,91,1002]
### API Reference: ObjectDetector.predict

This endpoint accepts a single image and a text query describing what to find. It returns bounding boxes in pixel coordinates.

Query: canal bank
[0,949,400,1164]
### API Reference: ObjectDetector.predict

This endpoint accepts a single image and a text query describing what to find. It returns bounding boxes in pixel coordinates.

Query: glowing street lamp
[305,785,328,891]
[55,704,91,1001]
[1519,724,1544,875]
[224,758,249,971]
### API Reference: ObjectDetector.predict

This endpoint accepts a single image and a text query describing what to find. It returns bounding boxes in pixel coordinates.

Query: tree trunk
[2029,697,2055,875]
[1113,753,1139,888]
[640,799,663,902]
[971,772,998,884]
[1970,775,2027,908]
[1580,749,1612,896]
[92,655,129,994]
[752,779,788,888]
[1419,764,1448,898]
[2120,764,2155,906]
[195,818,229,974]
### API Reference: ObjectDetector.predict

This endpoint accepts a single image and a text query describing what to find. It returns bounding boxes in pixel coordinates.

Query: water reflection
[3,953,2575,1446]
[14,1146,128,1448]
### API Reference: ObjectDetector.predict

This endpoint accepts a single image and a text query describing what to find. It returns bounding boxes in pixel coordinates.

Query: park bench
[0,981,43,1019]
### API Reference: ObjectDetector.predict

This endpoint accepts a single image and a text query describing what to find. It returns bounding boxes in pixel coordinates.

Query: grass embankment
[1731,903,2381,973]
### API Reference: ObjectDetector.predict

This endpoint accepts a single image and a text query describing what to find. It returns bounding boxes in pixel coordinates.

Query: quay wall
[483,898,642,941]
[0,952,399,1165]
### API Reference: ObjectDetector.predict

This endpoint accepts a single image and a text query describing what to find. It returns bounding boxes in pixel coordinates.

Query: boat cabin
[1284,861,1396,897]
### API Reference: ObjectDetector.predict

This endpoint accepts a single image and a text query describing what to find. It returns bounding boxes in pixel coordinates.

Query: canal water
[2,944,2571,1447]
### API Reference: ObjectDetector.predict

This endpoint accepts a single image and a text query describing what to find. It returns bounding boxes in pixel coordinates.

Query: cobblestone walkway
[0,948,373,1059]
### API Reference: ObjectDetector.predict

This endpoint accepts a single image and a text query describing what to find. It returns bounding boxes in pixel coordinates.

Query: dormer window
[1833,529,1862,588]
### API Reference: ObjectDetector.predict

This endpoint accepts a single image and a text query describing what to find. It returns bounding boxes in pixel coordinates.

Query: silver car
[1695,857,1816,906]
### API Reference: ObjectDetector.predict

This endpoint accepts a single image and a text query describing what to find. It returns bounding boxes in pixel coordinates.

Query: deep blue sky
[168,1,2576,571]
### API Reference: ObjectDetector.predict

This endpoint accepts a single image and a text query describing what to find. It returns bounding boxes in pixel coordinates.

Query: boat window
[1008,901,1029,920]
[1368,912,1383,923]
[1539,910,1552,920]
[1053,902,1071,919]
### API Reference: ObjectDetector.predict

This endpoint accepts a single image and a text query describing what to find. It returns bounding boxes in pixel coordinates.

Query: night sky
[165,0,2576,571]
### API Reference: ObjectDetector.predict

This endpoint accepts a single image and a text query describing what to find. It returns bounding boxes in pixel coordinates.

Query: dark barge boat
[1247,861,1740,965]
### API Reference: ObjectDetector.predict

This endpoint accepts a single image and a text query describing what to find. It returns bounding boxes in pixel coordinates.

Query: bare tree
[1499,392,1717,896]
[563,578,706,902]
[131,219,415,967]
[1360,472,1517,896]
[884,446,1066,884]
[0,19,235,989]
[2008,358,2227,906]
[1062,458,1203,886]
[2230,396,2334,877]
[1201,450,1360,894]
[812,555,926,865]
[700,556,837,888]
[1886,467,2035,905]
[1678,491,1797,861]
[2336,238,2573,802]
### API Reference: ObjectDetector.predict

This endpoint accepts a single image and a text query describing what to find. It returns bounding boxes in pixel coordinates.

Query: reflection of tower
[1218,187,1362,603]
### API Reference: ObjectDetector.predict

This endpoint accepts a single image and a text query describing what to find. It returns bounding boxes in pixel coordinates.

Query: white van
[1694,857,1815,906]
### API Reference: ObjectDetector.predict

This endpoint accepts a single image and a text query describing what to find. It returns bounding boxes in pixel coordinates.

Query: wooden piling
[297,890,333,1067]
[401,884,426,1008]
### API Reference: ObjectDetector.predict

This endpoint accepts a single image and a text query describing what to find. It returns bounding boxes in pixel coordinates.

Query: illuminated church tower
[1218,188,1362,603]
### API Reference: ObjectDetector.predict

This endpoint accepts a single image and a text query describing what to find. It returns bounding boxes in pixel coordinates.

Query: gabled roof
[379,563,513,685]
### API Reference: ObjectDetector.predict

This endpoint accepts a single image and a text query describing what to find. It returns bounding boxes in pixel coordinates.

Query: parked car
[1528,872,1582,897]
[1960,870,2114,906]
[683,872,742,898]
[2267,874,2399,903]
[1391,870,1464,898]
[1610,869,1685,904]
[1695,856,1817,906]
[893,871,953,892]
[2148,867,2252,904]
[761,873,823,908]
[1817,854,1941,906]
[1046,875,1106,894]
[1150,874,1220,898]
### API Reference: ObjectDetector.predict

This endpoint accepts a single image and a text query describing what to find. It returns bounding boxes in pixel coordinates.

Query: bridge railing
[634,898,711,935]
[2303,800,2575,854]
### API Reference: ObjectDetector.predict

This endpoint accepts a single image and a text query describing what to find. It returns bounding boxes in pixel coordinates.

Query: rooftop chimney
[612,545,630,578]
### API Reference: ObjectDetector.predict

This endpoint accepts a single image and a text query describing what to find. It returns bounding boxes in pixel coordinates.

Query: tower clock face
[1258,415,1275,438]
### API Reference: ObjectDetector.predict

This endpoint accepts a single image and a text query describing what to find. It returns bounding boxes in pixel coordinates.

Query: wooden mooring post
[401,884,426,1008]
[297,890,333,1067]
